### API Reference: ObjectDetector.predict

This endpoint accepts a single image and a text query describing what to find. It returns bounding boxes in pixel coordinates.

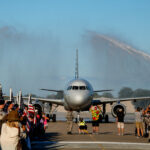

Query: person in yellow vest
[89,105,102,134]
[78,118,88,134]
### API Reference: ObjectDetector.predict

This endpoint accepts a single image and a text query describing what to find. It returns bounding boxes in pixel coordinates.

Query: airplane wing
[3,95,64,105]
[40,89,63,93]
[94,89,113,92]
[24,97,64,105]
[93,96,150,104]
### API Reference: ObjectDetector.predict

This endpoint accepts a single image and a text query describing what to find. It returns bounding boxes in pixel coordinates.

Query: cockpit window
[79,86,86,90]
[67,86,72,90]
[72,86,78,90]
[86,86,90,90]
[67,85,90,90]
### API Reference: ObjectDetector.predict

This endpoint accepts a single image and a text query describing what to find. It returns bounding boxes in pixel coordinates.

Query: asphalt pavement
[31,122,150,150]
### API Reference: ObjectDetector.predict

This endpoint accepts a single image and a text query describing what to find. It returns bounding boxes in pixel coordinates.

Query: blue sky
[0,0,150,96]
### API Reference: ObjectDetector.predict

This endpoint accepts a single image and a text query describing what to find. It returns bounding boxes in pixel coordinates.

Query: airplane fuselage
[64,78,93,111]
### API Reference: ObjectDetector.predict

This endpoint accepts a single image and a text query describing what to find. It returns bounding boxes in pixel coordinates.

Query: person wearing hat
[3,101,14,114]
[1,110,21,150]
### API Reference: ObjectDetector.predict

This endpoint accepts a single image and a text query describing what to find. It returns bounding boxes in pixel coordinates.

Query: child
[78,118,88,134]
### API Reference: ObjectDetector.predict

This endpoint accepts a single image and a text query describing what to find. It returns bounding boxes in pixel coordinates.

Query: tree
[46,92,63,99]
[118,87,133,98]
[132,89,150,97]
[55,92,63,99]
[46,94,56,99]
[101,92,114,98]
[132,89,150,109]
[93,93,101,98]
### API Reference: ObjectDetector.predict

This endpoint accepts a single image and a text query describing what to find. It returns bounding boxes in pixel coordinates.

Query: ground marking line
[31,141,150,145]
[89,134,105,150]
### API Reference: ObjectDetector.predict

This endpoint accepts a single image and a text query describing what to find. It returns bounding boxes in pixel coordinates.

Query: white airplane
[1,49,150,122]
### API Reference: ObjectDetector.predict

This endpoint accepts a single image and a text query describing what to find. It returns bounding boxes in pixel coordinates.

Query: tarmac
[31,121,150,150]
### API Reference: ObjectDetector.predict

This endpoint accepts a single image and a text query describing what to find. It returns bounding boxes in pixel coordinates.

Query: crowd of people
[0,99,49,150]
[66,104,150,143]
[135,105,150,142]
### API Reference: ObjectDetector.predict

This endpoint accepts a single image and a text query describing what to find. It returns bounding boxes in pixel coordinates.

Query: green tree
[46,94,56,99]
[132,89,150,109]
[93,93,101,98]
[118,87,133,98]
[46,92,63,99]
[56,92,63,99]
[101,92,114,98]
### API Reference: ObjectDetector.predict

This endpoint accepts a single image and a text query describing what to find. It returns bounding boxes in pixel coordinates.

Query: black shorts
[79,125,87,130]
[92,120,99,127]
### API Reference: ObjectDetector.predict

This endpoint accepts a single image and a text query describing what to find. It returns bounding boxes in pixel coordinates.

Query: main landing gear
[99,103,109,123]
[46,103,58,122]
[47,114,56,122]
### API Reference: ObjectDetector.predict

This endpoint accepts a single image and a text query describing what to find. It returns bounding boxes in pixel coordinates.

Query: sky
[0,0,150,97]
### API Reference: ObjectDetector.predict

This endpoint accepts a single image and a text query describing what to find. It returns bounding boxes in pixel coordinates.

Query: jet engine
[111,103,126,118]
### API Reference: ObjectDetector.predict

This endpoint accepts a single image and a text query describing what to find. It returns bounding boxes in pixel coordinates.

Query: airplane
[1,49,150,122]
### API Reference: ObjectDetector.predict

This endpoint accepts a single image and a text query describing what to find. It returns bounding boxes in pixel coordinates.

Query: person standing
[116,108,125,136]
[135,107,144,138]
[1,110,21,150]
[66,111,74,134]
[144,111,150,142]
[0,99,7,147]
[89,105,101,134]
[0,100,6,132]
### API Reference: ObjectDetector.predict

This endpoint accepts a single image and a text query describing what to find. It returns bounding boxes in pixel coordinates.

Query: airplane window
[86,86,90,90]
[80,86,86,90]
[67,86,72,90]
[72,86,78,90]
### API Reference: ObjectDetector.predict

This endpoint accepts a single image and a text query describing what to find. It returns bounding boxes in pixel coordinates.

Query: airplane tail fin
[75,49,79,79]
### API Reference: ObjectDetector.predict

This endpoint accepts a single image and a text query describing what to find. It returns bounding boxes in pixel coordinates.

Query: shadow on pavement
[31,132,63,150]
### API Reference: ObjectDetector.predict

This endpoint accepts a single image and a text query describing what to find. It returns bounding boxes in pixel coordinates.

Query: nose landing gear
[75,111,80,123]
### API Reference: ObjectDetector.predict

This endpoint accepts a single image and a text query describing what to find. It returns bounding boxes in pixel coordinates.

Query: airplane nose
[65,91,92,110]
[72,94,89,106]
[74,95,84,104]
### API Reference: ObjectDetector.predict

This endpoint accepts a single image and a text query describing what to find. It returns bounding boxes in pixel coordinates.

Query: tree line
[95,87,150,109]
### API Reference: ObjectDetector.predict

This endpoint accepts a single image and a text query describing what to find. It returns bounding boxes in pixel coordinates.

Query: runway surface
[31,122,150,150]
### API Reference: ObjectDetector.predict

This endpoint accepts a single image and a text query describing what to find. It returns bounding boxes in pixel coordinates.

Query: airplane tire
[52,114,56,122]
[105,114,109,123]
[99,114,103,123]
[46,114,50,122]
[75,118,78,123]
